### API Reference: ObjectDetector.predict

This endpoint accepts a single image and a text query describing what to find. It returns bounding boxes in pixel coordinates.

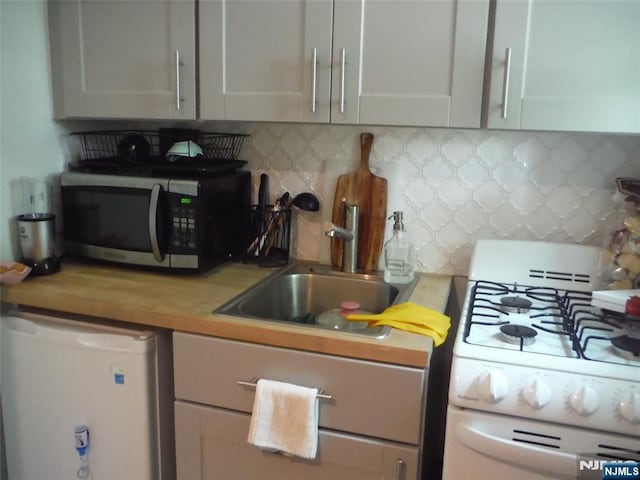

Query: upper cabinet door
[331,0,489,128]
[199,0,333,122]
[487,0,640,133]
[48,0,196,120]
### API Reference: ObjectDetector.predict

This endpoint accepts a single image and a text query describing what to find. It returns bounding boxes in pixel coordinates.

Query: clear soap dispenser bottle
[384,211,415,284]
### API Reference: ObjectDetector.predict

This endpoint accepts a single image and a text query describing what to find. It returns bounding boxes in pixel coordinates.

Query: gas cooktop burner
[464,281,579,357]
[611,336,640,358]
[500,296,533,313]
[500,324,538,345]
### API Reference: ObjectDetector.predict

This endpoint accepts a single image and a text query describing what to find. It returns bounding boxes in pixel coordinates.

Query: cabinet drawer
[175,401,419,480]
[173,332,425,444]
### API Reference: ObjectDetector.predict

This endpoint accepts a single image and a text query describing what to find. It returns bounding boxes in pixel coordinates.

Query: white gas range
[442,240,640,480]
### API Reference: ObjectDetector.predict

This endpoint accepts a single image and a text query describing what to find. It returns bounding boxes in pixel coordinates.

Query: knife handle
[258,173,269,208]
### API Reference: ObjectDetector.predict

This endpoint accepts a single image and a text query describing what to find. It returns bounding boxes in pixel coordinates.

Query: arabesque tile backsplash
[229,123,640,275]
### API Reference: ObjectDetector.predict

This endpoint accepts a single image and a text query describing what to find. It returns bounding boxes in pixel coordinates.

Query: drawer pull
[237,378,332,400]
[396,458,405,479]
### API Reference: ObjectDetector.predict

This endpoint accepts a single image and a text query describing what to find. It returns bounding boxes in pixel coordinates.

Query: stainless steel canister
[17,213,56,262]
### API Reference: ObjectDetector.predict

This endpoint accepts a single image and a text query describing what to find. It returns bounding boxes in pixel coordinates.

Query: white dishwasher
[0,308,174,480]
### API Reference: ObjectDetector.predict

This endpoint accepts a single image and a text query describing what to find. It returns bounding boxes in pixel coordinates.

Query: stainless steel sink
[214,262,418,338]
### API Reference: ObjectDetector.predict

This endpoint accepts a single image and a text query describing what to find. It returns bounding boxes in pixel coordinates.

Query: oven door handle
[457,423,577,478]
[149,184,164,263]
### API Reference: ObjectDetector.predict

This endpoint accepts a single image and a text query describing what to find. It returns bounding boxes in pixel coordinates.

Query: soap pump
[383,211,415,284]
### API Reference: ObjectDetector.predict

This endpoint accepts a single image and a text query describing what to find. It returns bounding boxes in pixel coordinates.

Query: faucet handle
[323,221,335,234]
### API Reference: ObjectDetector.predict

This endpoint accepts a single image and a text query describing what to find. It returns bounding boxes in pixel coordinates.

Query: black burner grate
[464,280,639,366]
[464,281,578,354]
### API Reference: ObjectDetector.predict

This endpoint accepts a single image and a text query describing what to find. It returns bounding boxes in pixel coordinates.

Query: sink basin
[214,263,418,338]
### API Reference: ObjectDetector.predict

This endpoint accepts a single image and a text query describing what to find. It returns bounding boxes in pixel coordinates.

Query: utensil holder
[246,206,292,266]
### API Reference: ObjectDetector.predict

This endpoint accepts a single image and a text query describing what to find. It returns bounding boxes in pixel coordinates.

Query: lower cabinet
[172,332,428,479]
[175,401,419,480]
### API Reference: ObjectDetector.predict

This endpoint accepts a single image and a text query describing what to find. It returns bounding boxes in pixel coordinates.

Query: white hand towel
[247,379,319,459]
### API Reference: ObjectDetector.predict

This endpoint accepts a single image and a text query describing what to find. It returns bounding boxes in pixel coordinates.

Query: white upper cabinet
[48,0,196,120]
[331,0,490,127]
[199,0,334,122]
[486,0,640,133]
[199,0,489,127]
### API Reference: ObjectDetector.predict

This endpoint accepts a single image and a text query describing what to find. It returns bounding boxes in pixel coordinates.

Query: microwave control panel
[169,194,198,251]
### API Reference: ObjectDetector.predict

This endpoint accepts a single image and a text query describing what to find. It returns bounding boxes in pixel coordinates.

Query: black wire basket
[69,129,248,162]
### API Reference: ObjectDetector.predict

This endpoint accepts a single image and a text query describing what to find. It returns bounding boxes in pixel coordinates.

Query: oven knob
[523,378,551,409]
[618,390,640,425]
[476,370,509,403]
[568,385,599,416]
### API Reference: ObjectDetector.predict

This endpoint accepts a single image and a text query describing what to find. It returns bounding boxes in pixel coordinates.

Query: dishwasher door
[0,309,173,480]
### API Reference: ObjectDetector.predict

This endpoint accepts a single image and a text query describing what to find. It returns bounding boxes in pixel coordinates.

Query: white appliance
[591,289,640,314]
[0,309,174,480]
[442,240,640,480]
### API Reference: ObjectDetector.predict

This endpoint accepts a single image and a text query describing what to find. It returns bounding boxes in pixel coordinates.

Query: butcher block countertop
[1,259,451,368]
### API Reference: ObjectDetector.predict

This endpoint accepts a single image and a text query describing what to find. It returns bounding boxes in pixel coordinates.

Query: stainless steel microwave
[60,170,251,271]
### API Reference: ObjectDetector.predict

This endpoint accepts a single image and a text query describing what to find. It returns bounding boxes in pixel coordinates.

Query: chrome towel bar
[237,378,332,400]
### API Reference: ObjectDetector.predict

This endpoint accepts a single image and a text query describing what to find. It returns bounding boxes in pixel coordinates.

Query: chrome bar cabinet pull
[500,47,512,119]
[175,49,183,111]
[311,48,318,113]
[339,47,346,113]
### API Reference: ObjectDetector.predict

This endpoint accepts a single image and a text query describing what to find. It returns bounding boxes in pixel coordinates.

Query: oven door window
[63,186,167,252]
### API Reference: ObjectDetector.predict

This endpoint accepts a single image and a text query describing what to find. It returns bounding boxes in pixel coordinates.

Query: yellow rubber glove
[346,302,451,346]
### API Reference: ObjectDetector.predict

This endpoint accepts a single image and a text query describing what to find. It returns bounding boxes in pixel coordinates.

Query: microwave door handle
[149,184,163,263]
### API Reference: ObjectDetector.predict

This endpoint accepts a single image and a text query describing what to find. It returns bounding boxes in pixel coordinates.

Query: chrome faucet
[324,201,359,273]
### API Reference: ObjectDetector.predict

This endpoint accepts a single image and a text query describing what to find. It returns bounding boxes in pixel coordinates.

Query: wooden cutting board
[331,133,388,271]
